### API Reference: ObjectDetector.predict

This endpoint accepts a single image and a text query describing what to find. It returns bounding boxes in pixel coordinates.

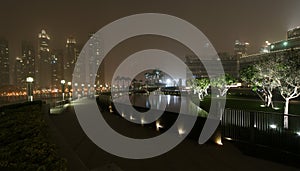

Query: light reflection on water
[119,94,207,117]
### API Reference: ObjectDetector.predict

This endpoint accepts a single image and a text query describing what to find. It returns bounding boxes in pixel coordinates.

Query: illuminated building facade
[51,50,64,89]
[0,38,10,87]
[15,57,24,86]
[270,26,300,52]
[234,40,250,58]
[185,53,239,79]
[22,41,35,79]
[37,29,51,89]
[64,37,79,82]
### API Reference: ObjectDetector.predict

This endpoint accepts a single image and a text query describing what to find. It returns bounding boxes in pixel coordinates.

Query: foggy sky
[1,0,300,81]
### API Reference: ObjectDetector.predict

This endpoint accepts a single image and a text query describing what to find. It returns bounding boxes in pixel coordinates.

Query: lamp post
[26,77,34,102]
[61,80,65,101]
[81,84,85,97]
[74,83,78,98]
[94,84,97,97]
[67,82,72,99]
[88,84,91,97]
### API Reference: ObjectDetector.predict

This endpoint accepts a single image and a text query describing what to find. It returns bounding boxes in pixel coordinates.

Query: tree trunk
[283,98,290,129]
[284,98,289,115]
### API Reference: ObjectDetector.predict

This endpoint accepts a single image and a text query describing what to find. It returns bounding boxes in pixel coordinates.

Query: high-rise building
[15,57,24,86]
[51,49,64,89]
[89,33,105,86]
[14,41,36,88]
[0,38,10,87]
[185,53,238,79]
[37,29,51,89]
[270,26,300,52]
[21,41,35,79]
[234,40,249,58]
[64,37,78,82]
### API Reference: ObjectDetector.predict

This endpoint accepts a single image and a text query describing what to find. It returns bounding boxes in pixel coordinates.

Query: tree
[188,78,210,100]
[241,52,300,128]
[275,55,300,128]
[240,62,279,108]
[210,74,240,97]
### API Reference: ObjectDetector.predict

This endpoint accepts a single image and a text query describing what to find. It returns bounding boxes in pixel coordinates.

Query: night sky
[1,0,300,80]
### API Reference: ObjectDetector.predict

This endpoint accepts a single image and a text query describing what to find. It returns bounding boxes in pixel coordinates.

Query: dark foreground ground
[49,101,300,171]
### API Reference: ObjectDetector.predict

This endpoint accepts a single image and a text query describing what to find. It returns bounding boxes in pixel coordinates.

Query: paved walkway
[49,101,300,171]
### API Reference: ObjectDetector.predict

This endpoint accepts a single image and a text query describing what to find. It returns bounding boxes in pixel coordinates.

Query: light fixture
[178,128,186,136]
[270,124,277,129]
[156,121,163,131]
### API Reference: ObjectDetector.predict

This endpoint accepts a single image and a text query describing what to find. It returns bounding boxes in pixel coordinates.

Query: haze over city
[1,1,300,170]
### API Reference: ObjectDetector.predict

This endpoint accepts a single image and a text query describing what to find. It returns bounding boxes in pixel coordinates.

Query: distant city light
[296,132,300,136]
[215,136,223,146]
[130,115,135,120]
[178,128,186,136]
[224,137,232,141]
[26,77,34,83]
[156,121,163,131]
[271,45,275,49]
[283,41,288,46]
[270,124,277,129]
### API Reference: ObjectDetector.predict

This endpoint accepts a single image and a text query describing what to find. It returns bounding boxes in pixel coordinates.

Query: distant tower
[15,57,24,86]
[22,41,35,79]
[0,38,10,87]
[37,29,51,89]
[65,37,78,82]
[51,49,64,89]
[234,40,249,58]
[89,33,105,85]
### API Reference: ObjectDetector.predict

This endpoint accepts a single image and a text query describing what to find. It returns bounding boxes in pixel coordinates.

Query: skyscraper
[14,41,36,88]
[21,41,35,79]
[0,38,10,87]
[64,37,78,82]
[15,57,24,86]
[51,49,64,89]
[37,29,51,89]
[234,40,249,58]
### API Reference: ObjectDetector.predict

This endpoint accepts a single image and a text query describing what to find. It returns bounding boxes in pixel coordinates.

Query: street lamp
[74,83,78,98]
[61,80,65,101]
[67,82,72,98]
[88,84,91,97]
[26,77,34,102]
[81,84,85,97]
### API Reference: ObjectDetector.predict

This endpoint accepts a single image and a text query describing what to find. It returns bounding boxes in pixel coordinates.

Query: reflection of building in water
[185,53,239,79]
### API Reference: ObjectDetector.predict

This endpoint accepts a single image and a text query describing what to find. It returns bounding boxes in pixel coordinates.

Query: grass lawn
[192,94,300,115]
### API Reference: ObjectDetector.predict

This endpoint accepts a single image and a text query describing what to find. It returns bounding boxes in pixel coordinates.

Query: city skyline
[1,0,300,56]
[1,0,300,87]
